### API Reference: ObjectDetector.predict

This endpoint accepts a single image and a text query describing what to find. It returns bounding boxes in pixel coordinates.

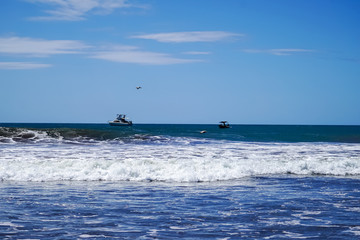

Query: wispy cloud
[0,36,203,68]
[0,62,52,69]
[131,31,243,43]
[91,45,202,65]
[243,48,314,56]
[0,36,88,70]
[0,36,89,57]
[27,0,132,21]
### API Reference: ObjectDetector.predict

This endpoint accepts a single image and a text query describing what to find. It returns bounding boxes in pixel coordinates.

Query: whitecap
[0,141,359,182]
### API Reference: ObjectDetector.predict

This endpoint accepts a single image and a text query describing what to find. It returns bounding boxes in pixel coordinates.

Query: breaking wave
[1,138,359,182]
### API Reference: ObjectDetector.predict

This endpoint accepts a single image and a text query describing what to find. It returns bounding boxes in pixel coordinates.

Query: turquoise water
[1,123,360,238]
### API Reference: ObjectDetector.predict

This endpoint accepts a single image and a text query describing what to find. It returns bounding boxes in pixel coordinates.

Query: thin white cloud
[0,36,202,67]
[27,0,132,21]
[0,62,52,69]
[0,37,89,57]
[243,48,314,56]
[131,31,243,43]
[91,45,202,65]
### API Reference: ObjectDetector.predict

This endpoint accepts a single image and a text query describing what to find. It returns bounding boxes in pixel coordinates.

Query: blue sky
[0,0,359,124]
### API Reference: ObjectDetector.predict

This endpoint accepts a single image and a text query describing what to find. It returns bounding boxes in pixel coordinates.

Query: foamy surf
[1,141,359,182]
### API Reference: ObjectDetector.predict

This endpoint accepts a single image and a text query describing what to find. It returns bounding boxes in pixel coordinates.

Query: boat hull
[108,121,132,126]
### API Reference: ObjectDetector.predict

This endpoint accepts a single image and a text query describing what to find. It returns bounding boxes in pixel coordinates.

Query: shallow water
[1,177,360,239]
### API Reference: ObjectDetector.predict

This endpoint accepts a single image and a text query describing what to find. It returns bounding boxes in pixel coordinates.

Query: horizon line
[1,122,359,127]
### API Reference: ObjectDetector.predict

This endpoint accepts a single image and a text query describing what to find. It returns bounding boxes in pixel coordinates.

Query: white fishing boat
[109,114,133,126]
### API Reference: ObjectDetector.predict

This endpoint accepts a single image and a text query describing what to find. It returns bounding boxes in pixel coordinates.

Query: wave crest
[1,141,359,182]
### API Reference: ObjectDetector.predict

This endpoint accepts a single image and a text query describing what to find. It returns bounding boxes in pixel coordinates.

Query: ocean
[0,123,360,239]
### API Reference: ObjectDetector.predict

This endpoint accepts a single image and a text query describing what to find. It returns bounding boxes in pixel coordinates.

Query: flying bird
[136,86,142,90]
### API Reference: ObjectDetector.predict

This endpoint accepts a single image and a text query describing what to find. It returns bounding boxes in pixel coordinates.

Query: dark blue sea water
[1,123,360,239]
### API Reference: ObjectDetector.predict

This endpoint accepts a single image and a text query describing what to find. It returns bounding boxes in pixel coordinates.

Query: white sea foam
[346,226,360,236]
[0,141,359,182]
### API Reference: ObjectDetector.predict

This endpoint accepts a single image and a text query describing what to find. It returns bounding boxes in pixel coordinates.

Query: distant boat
[109,114,133,126]
[219,121,230,128]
